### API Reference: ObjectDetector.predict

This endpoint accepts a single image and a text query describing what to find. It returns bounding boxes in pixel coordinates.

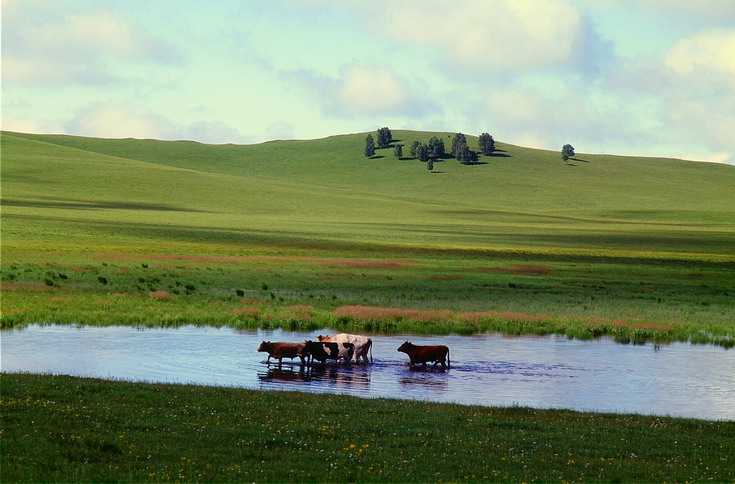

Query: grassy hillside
[3,130,734,257]
[1,130,734,344]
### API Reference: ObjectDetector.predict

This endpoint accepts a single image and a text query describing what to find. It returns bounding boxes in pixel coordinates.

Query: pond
[2,324,734,420]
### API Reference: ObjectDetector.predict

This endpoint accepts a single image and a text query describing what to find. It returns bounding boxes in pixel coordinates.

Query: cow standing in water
[317,333,373,363]
[257,341,307,366]
[397,341,450,369]
[303,340,355,365]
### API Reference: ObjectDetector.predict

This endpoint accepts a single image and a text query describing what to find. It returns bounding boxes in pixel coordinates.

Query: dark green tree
[415,143,429,162]
[427,159,434,171]
[377,127,392,148]
[479,132,495,156]
[561,144,575,162]
[451,132,468,159]
[409,140,421,158]
[365,133,376,158]
[457,145,478,165]
[394,144,404,158]
[428,136,445,158]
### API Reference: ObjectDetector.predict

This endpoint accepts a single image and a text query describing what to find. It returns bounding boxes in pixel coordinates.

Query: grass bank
[2,248,734,346]
[2,373,733,483]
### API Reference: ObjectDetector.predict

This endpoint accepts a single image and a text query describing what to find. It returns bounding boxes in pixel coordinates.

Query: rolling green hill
[2,130,734,259]
[2,130,734,343]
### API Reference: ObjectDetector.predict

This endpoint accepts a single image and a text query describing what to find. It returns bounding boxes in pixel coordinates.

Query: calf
[303,340,354,364]
[397,341,450,368]
[317,333,373,363]
[257,341,307,365]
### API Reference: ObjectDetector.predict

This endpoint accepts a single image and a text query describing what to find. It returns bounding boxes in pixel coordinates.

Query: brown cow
[397,341,450,368]
[257,341,307,365]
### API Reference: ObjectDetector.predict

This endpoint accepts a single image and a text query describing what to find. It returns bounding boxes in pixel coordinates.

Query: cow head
[397,341,412,353]
[257,341,269,352]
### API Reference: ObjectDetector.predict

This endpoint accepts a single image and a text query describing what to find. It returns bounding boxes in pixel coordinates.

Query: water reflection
[258,366,310,383]
[257,363,372,390]
[2,325,734,420]
[399,367,449,392]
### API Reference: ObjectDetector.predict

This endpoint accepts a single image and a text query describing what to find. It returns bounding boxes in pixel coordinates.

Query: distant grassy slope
[3,130,734,258]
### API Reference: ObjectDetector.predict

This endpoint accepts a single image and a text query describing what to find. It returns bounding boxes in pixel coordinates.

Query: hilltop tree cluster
[364,128,499,169]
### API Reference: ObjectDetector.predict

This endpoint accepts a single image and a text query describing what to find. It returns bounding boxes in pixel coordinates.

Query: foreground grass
[2,374,733,483]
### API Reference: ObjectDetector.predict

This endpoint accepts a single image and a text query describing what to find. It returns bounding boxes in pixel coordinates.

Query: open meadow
[2,130,734,345]
[2,130,735,482]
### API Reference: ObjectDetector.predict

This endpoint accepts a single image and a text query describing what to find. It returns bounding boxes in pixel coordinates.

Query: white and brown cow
[317,333,373,363]
[303,340,355,364]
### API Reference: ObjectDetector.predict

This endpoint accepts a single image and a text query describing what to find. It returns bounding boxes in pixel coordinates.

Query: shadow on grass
[2,196,208,213]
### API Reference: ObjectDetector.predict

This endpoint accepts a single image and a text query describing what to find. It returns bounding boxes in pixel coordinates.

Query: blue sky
[3,0,735,164]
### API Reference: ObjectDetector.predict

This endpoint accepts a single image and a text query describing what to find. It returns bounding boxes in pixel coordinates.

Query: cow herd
[257,333,450,369]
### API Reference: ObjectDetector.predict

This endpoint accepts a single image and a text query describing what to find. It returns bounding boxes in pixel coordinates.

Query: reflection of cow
[257,341,307,365]
[259,367,310,383]
[303,340,354,364]
[397,341,450,369]
[317,333,373,363]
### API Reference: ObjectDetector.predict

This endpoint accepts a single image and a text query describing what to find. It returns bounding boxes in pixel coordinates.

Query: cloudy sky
[3,0,735,164]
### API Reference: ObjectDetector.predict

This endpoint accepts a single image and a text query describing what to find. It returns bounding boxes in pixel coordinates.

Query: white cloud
[66,103,178,140]
[638,0,735,20]
[2,0,180,85]
[0,116,64,135]
[63,103,252,144]
[334,0,599,74]
[286,64,437,118]
[664,30,735,77]
[181,121,250,145]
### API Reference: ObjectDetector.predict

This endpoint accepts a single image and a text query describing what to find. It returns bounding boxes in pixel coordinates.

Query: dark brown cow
[257,341,307,365]
[397,341,450,368]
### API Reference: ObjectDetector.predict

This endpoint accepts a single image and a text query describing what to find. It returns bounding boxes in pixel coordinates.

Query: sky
[3,0,735,164]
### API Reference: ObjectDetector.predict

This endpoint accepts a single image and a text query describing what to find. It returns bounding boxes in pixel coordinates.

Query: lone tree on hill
[365,133,376,158]
[427,159,434,172]
[479,132,495,156]
[561,144,575,162]
[394,144,404,158]
[377,127,392,148]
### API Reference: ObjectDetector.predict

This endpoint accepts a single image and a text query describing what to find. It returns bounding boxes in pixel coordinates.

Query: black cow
[303,340,354,364]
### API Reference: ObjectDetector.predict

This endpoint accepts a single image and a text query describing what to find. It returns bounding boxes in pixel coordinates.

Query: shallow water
[2,324,734,420]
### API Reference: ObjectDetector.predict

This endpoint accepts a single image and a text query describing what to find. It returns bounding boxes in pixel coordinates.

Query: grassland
[3,373,733,483]
[1,130,734,345]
